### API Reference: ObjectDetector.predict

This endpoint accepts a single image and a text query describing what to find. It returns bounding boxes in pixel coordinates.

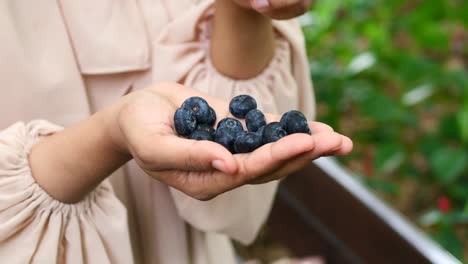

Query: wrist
[100,97,132,159]
[29,97,132,203]
[212,0,275,79]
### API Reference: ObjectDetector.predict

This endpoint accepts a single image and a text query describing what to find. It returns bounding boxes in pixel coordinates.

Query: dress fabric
[0,0,315,263]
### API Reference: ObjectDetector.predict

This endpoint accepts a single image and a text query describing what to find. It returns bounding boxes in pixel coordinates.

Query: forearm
[29,99,131,204]
[211,0,275,80]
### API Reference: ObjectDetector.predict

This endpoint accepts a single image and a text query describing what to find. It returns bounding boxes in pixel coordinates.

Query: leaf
[429,147,468,184]
[440,114,461,141]
[395,55,439,83]
[420,135,444,157]
[401,84,434,106]
[450,211,468,225]
[303,0,342,41]
[413,22,449,52]
[374,143,405,174]
[419,210,443,226]
[347,52,376,75]
[447,181,468,200]
[457,100,468,144]
[364,178,399,195]
[363,22,390,51]
[360,92,403,122]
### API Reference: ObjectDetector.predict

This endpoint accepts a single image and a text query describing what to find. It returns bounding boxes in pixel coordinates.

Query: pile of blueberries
[174,95,311,154]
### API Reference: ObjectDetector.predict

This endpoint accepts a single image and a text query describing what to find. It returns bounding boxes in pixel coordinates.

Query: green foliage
[430,147,467,184]
[302,0,468,260]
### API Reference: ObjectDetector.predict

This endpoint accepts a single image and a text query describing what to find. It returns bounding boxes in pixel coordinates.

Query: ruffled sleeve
[152,4,316,245]
[0,121,133,263]
[152,3,315,119]
[185,36,302,115]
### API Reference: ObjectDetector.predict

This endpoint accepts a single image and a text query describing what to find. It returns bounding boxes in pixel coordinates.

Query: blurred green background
[300,0,467,261]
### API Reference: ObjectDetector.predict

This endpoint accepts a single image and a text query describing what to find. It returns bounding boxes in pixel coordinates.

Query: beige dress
[0,0,315,263]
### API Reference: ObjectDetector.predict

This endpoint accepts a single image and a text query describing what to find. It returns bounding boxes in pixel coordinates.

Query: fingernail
[252,0,270,11]
[212,160,229,173]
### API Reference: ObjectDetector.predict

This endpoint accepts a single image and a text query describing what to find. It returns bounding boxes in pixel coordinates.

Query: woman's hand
[116,83,352,201]
[230,0,314,20]
[30,82,351,203]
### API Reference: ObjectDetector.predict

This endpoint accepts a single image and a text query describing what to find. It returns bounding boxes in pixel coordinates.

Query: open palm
[117,83,352,200]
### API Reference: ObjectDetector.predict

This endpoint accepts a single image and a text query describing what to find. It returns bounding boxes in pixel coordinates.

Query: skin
[28,0,349,204]
[30,83,352,203]
[212,0,314,79]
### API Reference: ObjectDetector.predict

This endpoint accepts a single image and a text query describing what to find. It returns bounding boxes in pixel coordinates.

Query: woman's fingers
[237,130,344,180]
[310,131,344,154]
[247,131,348,184]
[248,150,314,184]
[157,168,245,201]
[274,133,353,177]
[155,131,352,200]
[136,135,237,174]
[309,121,334,133]
[251,0,305,10]
[236,133,316,179]
[251,0,313,19]
[329,135,353,156]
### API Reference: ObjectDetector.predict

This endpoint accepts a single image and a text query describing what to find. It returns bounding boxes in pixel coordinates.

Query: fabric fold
[0,120,133,264]
[58,0,151,74]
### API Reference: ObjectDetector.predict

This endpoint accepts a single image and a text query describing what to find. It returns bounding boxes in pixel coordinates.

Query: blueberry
[196,124,215,136]
[263,122,287,144]
[280,110,311,135]
[217,118,243,133]
[174,108,197,136]
[190,129,214,141]
[214,127,242,153]
[206,107,217,126]
[256,125,265,138]
[233,132,263,153]
[229,95,257,118]
[245,109,266,132]
[182,97,211,124]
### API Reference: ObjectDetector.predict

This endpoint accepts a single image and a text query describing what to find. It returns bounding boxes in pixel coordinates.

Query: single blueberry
[229,95,257,118]
[216,118,244,133]
[214,127,242,153]
[263,122,287,144]
[196,124,215,136]
[181,97,211,124]
[234,132,263,153]
[280,110,311,135]
[174,108,197,136]
[256,125,265,138]
[245,109,266,132]
[206,107,217,126]
[190,129,214,141]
